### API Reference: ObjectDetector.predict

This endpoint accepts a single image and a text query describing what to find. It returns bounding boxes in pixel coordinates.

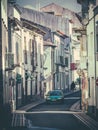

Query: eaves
[9,17,22,27]
[44,41,57,48]
[54,30,69,39]
[21,18,46,36]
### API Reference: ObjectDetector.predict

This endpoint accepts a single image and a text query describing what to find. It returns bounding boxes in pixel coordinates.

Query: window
[96,24,98,52]
[60,56,64,64]
[96,34,98,52]
[29,39,32,65]
[24,50,27,64]
[65,57,68,67]
[24,37,27,64]
[16,42,19,63]
[24,37,26,50]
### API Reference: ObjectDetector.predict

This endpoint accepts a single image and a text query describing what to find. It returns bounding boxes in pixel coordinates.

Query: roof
[21,18,46,35]
[41,3,73,13]
[54,30,69,39]
[40,2,82,28]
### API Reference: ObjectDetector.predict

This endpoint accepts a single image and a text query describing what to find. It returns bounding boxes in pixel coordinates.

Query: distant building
[40,3,82,86]
[53,31,69,91]
[40,3,82,28]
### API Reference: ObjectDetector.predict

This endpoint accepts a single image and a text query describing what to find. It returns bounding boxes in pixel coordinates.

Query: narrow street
[24,91,89,130]
[11,91,95,130]
[25,112,90,130]
[1,1,98,130]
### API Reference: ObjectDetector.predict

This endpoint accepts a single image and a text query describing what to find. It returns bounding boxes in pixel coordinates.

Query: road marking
[30,126,59,130]
[14,110,83,114]
[73,114,98,130]
[64,97,80,99]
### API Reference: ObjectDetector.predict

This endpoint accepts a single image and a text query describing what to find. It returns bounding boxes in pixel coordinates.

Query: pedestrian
[71,81,76,91]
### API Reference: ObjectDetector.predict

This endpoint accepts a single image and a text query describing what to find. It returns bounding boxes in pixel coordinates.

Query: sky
[16,0,81,13]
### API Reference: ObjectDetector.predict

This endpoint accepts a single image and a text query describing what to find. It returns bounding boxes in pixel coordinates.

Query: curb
[70,101,98,130]
[70,100,81,112]
[73,113,98,130]
[19,99,45,111]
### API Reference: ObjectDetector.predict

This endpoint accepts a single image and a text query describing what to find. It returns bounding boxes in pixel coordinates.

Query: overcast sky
[16,0,81,13]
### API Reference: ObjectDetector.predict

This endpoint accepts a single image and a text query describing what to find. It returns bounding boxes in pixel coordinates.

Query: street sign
[70,63,77,70]
[96,78,98,86]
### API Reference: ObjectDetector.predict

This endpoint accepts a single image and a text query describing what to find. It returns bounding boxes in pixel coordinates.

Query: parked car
[45,90,64,104]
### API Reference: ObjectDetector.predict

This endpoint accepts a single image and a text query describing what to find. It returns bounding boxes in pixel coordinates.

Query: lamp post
[79,74,82,109]
[77,69,82,109]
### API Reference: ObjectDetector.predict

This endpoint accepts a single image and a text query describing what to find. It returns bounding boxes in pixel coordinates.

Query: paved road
[12,91,98,130]
[28,97,79,111]
[23,92,90,130]
[25,111,90,130]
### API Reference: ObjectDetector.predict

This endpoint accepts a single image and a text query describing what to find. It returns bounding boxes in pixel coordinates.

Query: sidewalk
[18,98,45,111]
[70,100,98,130]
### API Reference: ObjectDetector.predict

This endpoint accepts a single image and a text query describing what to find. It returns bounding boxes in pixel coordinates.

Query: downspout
[93,8,97,118]
[0,1,3,105]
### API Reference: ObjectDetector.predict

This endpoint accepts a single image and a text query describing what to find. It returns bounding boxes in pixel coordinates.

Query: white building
[53,31,69,91]
[77,0,98,118]
[0,0,9,105]
[43,41,55,94]
[86,4,95,115]
[8,4,45,109]
[21,19,45,102]
[8,3,22,109]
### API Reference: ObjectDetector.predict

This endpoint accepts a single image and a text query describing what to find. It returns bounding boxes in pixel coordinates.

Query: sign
[70,63,77,71]
[96,78,98,86]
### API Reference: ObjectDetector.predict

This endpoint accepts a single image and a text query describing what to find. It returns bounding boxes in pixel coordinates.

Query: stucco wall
[19,6,69,35]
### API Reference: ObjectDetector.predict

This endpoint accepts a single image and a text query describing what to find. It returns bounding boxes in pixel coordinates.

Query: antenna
[38,0,40,11]
[36,0,40,11]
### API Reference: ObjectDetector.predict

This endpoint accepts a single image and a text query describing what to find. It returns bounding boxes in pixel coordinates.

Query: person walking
[71,81,76,91]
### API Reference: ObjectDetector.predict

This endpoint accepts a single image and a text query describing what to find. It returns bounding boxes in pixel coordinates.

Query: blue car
[45,90,64,104]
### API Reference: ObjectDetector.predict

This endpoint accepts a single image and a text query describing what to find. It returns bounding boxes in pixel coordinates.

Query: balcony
[5,52,14,68]
[55,56,66,67]
[5,52,20,71]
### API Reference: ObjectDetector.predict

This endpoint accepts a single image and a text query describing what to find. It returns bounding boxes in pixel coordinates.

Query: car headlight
[58,97,63,99]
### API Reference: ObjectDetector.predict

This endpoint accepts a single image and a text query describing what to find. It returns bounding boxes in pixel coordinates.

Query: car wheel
[61,99,64,104]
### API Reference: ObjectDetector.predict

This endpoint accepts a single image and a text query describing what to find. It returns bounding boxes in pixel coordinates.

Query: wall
[19,6,69,36]
[86,4,95,114]
[0,0,8,105]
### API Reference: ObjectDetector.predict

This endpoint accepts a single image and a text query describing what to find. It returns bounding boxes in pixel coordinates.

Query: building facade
[53,31,69,91]
[0,0,9,106]
[77,0,98,119]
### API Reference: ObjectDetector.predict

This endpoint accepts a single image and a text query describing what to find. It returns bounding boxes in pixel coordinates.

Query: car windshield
[48,91,63,96]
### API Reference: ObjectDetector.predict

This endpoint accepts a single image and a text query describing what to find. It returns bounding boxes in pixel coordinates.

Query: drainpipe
[0,1,3,106]
[94,9,97,118]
